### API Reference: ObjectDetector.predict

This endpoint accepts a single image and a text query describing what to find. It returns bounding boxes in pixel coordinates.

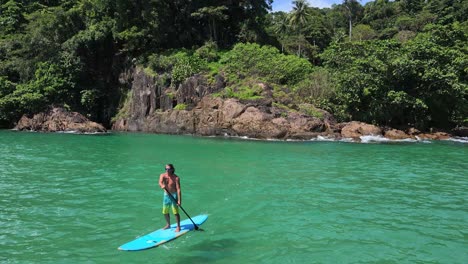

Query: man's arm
[158,174,165,189]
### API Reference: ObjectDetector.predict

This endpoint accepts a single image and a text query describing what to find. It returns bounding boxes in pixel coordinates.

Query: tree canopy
[0,0,466,130]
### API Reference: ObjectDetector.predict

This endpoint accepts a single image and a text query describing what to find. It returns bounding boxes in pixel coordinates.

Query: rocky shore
[14,107,106,133]
[110,67,463,142]
[112,95,458,142]
[14,67,467,142]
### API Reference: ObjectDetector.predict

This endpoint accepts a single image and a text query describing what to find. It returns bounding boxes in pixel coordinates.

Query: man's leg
[163,213,170,229]
[175,213,181,232]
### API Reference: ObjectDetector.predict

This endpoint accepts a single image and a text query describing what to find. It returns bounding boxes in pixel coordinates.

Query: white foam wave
[285,138,299,141]
[57,130,78,134]
[55,130,110,135]
[266,138,281,141]
[83,132,109,135]
[314,135,336,141]
[445,137,468,144]
[360,135,426,144]
[360,135,390,143]
[202,132,466,144]
[220,134,263,141]
[413,136,433,143]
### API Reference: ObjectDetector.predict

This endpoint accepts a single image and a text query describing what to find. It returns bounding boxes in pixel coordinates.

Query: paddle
[163,187,201,231]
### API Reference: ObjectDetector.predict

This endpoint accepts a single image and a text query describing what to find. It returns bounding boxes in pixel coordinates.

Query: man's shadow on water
[173,238,239,264]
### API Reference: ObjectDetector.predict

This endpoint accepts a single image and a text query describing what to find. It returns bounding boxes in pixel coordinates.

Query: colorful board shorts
[162,192,179,214]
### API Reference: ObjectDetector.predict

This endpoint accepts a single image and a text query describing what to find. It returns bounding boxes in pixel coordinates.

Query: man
[158,164,181,232]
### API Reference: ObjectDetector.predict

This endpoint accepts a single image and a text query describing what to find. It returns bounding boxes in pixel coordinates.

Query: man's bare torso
[161,173,178,193]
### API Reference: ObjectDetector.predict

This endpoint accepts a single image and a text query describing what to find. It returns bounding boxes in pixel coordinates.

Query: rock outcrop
[384,129,412,140]
[111,67,461,141]
[113,96,331,140]
[15,108,106,133]
[112,67,335,139]
[417,132,451,140]
[341,121,382,139]
[452,126,468,137]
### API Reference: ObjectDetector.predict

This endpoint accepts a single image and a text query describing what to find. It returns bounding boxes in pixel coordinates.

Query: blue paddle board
[118,214,208,251]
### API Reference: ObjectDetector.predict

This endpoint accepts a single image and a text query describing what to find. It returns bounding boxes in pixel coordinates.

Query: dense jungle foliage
[0,0,466,130]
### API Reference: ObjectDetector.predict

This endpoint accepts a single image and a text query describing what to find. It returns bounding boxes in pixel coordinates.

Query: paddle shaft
[163,187,199,230]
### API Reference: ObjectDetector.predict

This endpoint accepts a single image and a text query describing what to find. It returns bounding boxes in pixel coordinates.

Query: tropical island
[1,0,466,140]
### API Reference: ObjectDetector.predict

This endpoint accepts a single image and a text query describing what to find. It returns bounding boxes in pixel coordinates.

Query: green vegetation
[219,43,313,85]
[298,104,324,119]
[111,91,132,123]
[0,0,466,131]
[320,23,467,129]
[148,51,208,87]
[173,103,187,110]
[223,84,264,100]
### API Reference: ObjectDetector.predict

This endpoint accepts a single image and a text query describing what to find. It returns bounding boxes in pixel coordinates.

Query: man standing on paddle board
[158,164,182,232]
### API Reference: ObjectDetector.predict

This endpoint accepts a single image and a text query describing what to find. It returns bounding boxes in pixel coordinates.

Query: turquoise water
[0,130,467,263]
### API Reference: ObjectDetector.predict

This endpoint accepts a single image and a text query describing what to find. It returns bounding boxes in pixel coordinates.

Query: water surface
[1,130,467,263]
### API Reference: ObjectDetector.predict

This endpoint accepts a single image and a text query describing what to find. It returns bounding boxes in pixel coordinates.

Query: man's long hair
[166,164,175,172]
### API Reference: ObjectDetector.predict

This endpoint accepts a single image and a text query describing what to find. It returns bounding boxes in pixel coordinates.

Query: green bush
[111,91,132,123]
[298,104,324,119]
[219,43,313,85]
[195,40,219,62]
[222,83,264,100]
[147,54,174,72]
[293,68,335,103]
[80,89,100,111]
[320,30,468,128]
[174,103,187,110]
[0,82,46,121]
[0,61,73,122]
[272,102,294,117]
[148,51,208,86]
[0,76,15,97]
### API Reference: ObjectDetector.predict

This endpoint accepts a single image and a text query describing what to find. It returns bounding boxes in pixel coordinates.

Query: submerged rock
[15,108,106,133]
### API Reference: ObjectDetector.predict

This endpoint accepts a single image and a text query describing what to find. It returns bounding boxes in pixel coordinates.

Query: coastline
[9,70,467,143]
[7,129,467,144]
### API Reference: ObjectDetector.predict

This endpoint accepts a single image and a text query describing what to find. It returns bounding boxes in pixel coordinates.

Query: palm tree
[273,14,290,52]
[289,0,310,57]
[342,0,361,41]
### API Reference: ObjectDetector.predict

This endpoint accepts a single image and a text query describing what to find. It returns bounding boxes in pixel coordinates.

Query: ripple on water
[1,131,467,263]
